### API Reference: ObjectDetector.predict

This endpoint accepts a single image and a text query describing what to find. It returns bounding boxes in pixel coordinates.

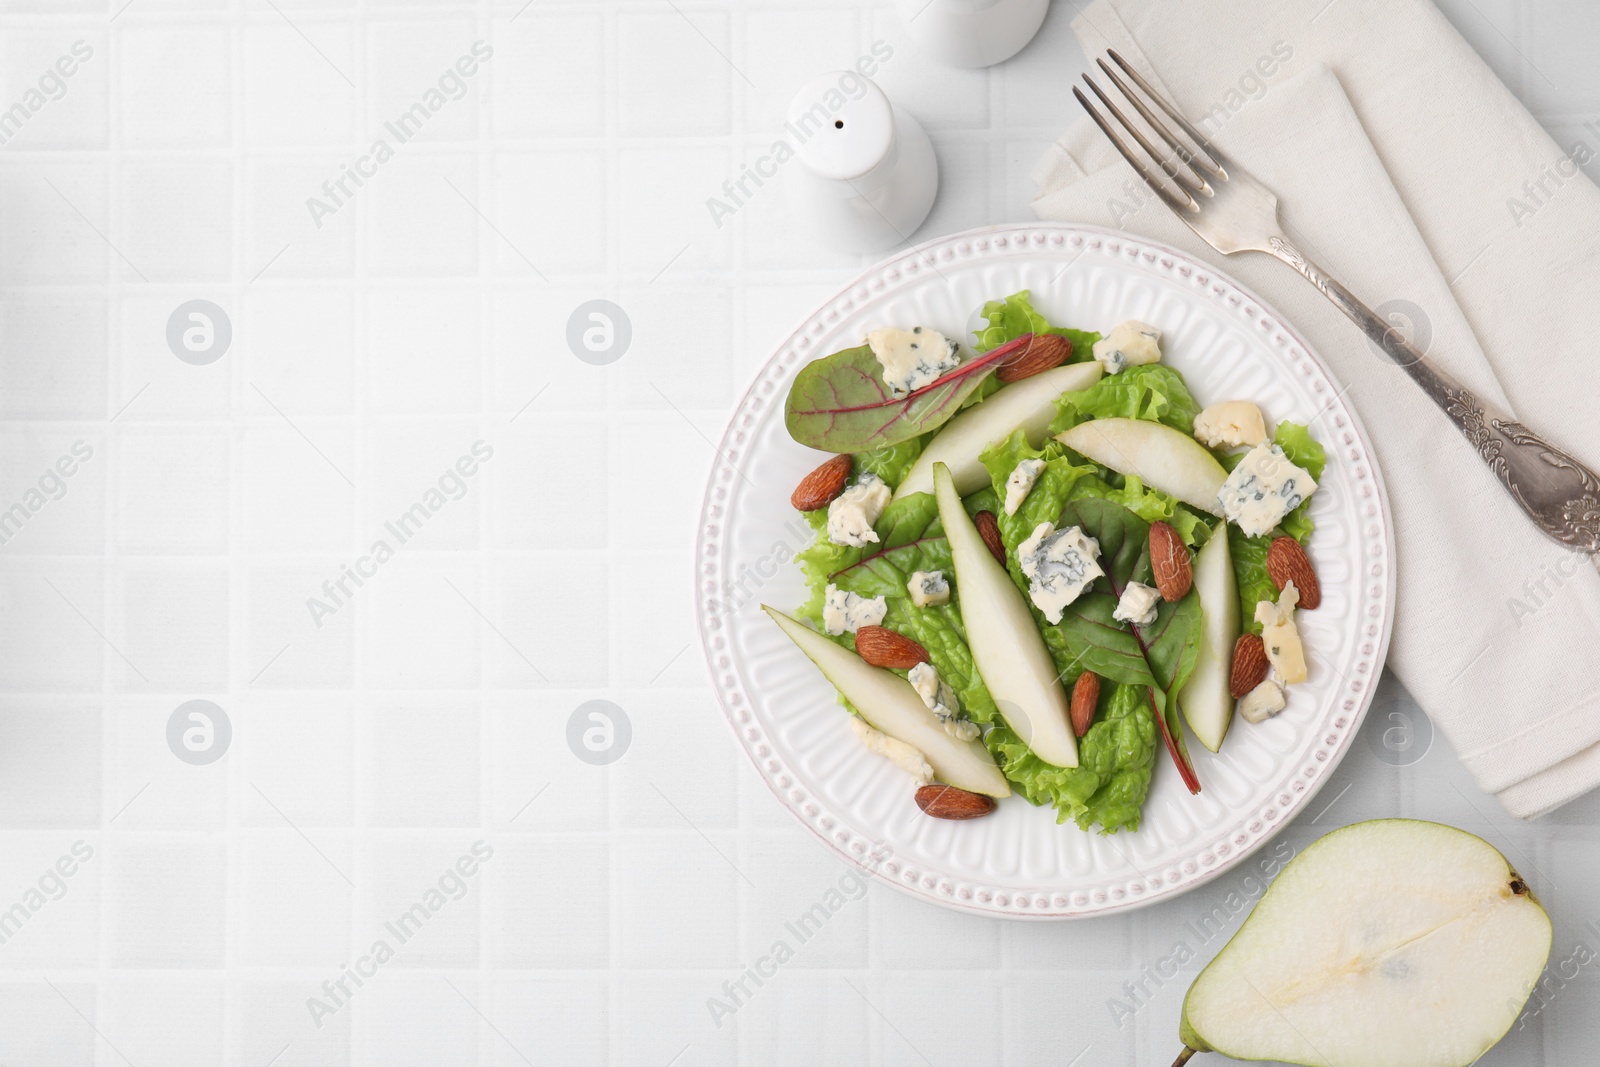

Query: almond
[854,625,929,670]
[1070,671,1102,737]
[915,783,995,820]
[1267,536,1321,609]
[974,510,1006,565]
[1149,521,1193,601]
[996,333,1073,383]
[790,453,853,512]
[1230,633,1270,699]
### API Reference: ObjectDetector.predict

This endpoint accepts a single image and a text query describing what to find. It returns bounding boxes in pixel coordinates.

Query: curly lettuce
[973,290,1101,357]
[1050,364,1202,435]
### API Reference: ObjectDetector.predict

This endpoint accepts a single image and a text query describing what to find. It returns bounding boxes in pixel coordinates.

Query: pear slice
[1177,521,1238,752]
[1057,417,1228,515]
[1177,819,1551,1067]
[893,361,1103,500]
[931,462,1078,768]
[762,606,1009,798]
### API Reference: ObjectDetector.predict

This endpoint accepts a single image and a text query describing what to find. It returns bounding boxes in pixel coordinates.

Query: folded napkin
[1031,0,1600,818]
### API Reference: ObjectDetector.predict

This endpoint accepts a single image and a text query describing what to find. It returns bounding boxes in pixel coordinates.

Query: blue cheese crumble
[822,584,887,635]
[906,570,950,608]
[1017,522,1103,624]
[848,716,934,784]
[1091,320,1162,375]
[826,472,891,547]
[1217,442,1319,537]
[1003,458,1046,516]
[908,662,979,742]
[866,326,962,396]
[1113,581,1162,628]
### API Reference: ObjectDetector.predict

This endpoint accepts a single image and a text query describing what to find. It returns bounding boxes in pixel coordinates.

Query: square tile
[238,831,354,967]
[876,888,1002,970]
[237,980,351,1067]
[119,159,233,282]
[241,286,356,415]
[245,155,358,278]
[117,24,231,147]
[740,973,868,1066]
[115,563,230,691]
[107,836,227,967]
[744,830,870,969]
[614,692,737,830]
[0,293,106,419]
[490,413,607,550]
[241,422,357,553]
[616,12,731,137]
[113,292,231,420]
[354,975,482,1067]
[485,836,608,968]
[611,285,735,410]
[0,983,96,1063]
[0,699,100,827]
[486,698,609,833]
[246,560,356,689]
[240,695,353,827]
[365,287,482,414]
[104,697,227,830]
[357,835,485,968]
[489,151,606,276]
[0,31,107,149]
[362,698,480,827]
[614,831,740,969]
[0,427,105,554]
[0,835,101,967]
[0,160,108,285]
[617,146,733,273]
[101,974,226,1067]
[490,11,605,138]
[362,153,480,277]
[114,427,231,553]
[244,22,358,146]
[616,971,740,1066]
[0,563,104,691]
[360,420,485,552]
[360,562,482,689]
[487,285,609,415]
[878,972,1000,1066]
[485,553,607,688]
[489,977,609,1067]
[364,19,483,144]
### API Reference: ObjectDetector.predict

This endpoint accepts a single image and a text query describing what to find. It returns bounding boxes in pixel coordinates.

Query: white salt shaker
[783,71,938,255]
[896,0,1048,68]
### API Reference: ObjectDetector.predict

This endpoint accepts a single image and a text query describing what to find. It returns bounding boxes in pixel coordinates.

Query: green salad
[770,291,1326,834]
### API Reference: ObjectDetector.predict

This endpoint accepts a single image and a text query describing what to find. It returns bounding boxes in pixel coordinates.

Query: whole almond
[1267,536,1321,609]
[1070,671,1102,737]
[915,784,995,820]
[1230,633,1270,699]
[790,453,853,512]
[854,625,929,670]
[996,333,1073,383]
[1149,521,1193,601]
[974,510,1006,565]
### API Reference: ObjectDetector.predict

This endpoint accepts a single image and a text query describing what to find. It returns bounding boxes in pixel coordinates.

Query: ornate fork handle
[1268,236,1600,554]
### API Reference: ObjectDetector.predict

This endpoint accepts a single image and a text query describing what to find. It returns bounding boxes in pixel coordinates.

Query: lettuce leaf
[854,438,924,490]
[1050,364,1202,435]
[973,290,1101,358]
[1272,420,1325,542]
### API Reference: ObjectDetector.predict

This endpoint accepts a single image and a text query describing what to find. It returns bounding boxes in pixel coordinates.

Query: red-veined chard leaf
[784,334,1039,453]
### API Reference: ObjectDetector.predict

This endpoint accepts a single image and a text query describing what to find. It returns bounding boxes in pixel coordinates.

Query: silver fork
[1076,50,1600,556]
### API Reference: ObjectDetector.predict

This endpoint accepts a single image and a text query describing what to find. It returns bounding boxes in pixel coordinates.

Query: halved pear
[931,462,1078,768]
[762,606,1009,798]
[893,361,1103,500]
[1178,522,1238,752]
[1177,819,1552,1067]
[1057,418,1228,515]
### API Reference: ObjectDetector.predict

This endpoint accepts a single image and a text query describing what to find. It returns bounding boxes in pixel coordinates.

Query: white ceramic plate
[695,223,1395,919]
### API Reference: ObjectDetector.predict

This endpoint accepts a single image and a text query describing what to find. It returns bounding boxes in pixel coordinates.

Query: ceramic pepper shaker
[896,0,1048,68]
[782,70,939,255]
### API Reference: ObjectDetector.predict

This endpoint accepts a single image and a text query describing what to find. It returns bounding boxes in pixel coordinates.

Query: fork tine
[1105,49,1229,175]
[1095,58,1217,190]
[1081,73,1207,199]
[1072,86,1198,216]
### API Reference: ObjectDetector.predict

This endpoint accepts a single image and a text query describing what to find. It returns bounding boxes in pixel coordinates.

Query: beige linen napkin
[1032,0,1600,818]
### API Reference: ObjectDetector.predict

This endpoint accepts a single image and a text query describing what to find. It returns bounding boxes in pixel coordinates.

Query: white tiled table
[0,1,1596,1064]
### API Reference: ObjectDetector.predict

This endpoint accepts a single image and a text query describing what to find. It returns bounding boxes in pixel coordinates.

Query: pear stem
[1170,1048,1198,1067]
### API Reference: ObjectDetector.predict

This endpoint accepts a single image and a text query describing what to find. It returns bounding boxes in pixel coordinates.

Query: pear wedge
[1057,417,1228,515]
[931,462,1077,768]
[1177,522,1238,752]
[893,361,1103,501]
[762,606,1009,798]
[1176,819,1551,1067]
